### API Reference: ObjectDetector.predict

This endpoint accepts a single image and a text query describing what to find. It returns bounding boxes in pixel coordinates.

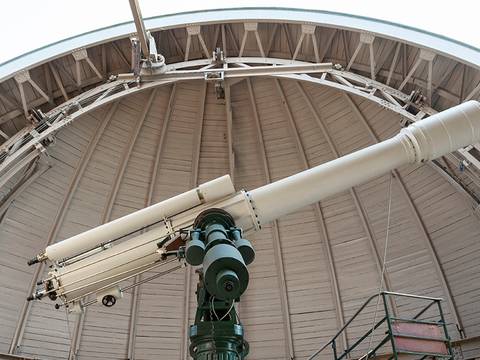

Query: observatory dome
[0,7,479,360]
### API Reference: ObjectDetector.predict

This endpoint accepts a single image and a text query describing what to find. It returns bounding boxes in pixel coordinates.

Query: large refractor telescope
[27,100,480,359]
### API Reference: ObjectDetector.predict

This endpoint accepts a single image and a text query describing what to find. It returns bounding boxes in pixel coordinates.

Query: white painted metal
[43,174,235,262]
[1,8,479,84]
[34,100,480,315]
[249,101,480,224]
[0,57,437,184]
[1,8,480,360]
[128,0,150,59]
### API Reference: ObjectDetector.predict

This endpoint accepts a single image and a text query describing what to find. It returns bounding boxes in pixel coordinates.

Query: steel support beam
[0,56,437,129]
[345,32,377,80]
[72,49,103,87]
[399,49,435,92]
[239,23,264,58]
[292,25,319,62]
[2,57,478,220]
[137,62,331,81]
[185,26,210,61]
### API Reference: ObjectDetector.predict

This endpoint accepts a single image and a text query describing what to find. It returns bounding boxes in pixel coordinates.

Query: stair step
[397,350,453,358]
[390,317,445,326]
[392,332,448,342]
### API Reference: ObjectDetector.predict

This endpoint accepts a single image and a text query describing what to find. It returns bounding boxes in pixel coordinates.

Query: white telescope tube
[249,101,480,225]
[43,175,235,261]
[52,227,167,302]
[33,100,480,306]
[45,191,252,304]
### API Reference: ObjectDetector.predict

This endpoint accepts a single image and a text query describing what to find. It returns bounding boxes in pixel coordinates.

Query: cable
[211,296,219,320]
[365,173,394,357]
[219,301,235,321]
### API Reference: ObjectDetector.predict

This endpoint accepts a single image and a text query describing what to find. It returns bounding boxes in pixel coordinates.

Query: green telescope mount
[186,208,255,359]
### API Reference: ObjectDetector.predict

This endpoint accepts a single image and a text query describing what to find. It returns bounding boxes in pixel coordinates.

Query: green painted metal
[190,320,249,359]
[188,208,253,359]
[185,230,205,266]
[203,243,248,301]
[307,291,454,360]
[231,229,255,266]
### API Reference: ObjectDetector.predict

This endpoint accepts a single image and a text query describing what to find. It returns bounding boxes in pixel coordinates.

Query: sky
[0,0,479,64]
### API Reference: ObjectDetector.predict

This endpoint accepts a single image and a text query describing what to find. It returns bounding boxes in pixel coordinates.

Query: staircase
[308,291,454,360]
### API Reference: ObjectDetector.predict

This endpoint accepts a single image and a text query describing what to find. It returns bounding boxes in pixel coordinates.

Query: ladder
[308,291,454,360]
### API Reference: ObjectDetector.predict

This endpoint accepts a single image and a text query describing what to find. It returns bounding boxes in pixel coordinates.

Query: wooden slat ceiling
[0,17,479,360]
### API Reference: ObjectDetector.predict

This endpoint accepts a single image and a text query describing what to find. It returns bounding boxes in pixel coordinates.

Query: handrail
[307,293,380,360]
[381,291,443,302]
[307,291,444,360]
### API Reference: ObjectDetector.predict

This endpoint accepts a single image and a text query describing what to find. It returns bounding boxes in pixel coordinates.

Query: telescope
[27,100,480,359]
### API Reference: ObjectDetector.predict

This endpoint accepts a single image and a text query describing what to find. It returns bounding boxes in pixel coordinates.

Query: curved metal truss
[0,56,479,213]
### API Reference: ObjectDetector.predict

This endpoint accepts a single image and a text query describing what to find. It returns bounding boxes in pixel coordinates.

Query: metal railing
[308,291,453,360]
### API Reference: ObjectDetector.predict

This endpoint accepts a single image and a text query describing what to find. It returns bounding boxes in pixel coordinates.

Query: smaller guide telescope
[27,101,480,359]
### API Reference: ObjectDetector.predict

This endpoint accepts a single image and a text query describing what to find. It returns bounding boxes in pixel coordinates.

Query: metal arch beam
[1,57,477,218]
[273,78,349,351]
[343,93,466,337]
[180,82,205,360]
[68,89,158,360]
[246,78,294,359]
[3,53,459,128]
[0,65,431,176]
[8,102,119,354]
[0,56,433,163]
[289,81,398,316]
